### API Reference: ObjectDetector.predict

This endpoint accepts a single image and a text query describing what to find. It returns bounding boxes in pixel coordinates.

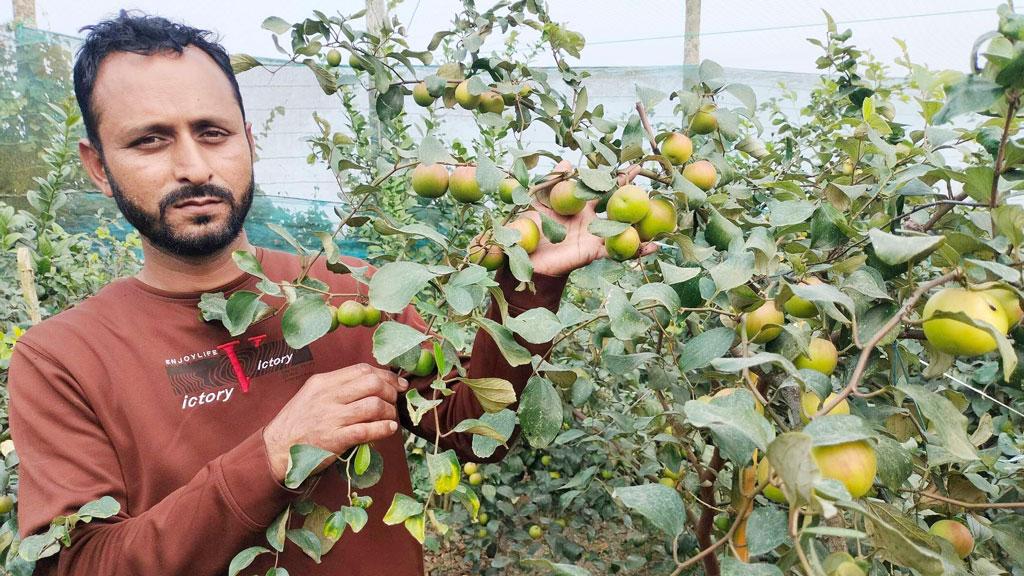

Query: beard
[104,165,254,258]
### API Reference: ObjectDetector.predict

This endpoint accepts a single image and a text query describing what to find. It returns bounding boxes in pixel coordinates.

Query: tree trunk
[683,0,701,88]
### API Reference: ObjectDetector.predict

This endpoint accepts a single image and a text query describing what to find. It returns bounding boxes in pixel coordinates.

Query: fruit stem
[903,488,1024,509]
[817,269,961,418]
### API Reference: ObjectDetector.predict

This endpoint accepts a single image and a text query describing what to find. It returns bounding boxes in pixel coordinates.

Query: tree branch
[636,101,661,156]
[816,270,961,417]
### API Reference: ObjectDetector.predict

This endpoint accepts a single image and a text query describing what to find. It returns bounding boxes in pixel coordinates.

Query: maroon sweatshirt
[8,245,566,575]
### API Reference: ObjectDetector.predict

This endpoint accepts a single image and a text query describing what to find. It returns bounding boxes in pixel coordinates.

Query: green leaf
[77,496,120,520]
[859,501,951,576]
[659,261,701,285]
[710,251,756,292]
[267,508,289,552]
[404,513,426,543]
[803,415,875,446]
[745,507,789,556]
[963,165,995,203]
[789,282,857,323]
[281,295,333,350]
[461,377,517,413]
[426,450,461,494]
[286,528,322,563]
[417,134,455,164]
[472,409,517,459]
[230,53,263,74]
[228,546,271,576]
[382,493,424,525]
[261,16,291,34]
[720,557,784,576]
[724,83,757,113]
[991,515,1024,569]
[540,212,567,244]
[607,286,653,340]
[518,376,562,448]
[612,483,687,537]
[587,218,632,238]
[343,506,369,533]
[898,384,979,462]
[284,444,334,489]
[375,84,405,122]
[867,229,944,266]
[768,200,816,227]
[712,353,802,381]
[471,316,532,367]
[578,167,616,192]
[476,152,502,195]
[224,290,267,336]
[678,327,735,372]
[372,321,429,366]
[451,417,511,443]
[369,262,440,313]
[874,435,913,491]
[521,559,593,576]
[683,390,775,464]
[993,204,1024,247]
[767,432,819,507]
[933,75,1002,124]
[506,307,563,344]
[629,282,680,313]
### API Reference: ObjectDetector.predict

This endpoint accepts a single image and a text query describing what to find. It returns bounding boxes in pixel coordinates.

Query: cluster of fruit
[414,77,532,114]
[328,300,381,330]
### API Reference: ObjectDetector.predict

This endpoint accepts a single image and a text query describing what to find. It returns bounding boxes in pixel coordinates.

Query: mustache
[159,184,235,215]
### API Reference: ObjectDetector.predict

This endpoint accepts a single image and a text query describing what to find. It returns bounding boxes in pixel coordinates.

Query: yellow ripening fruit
[985,287,1023,326]
[784,277,823,318]
[811,440,876,499]
[410,163,449,198]
[454,80,480,109]
[661,132,693,164]
[739,301,784,344]
[800,391,850,424]
[449,166,482,203]
[929,519,974,559]
[548,180,586,216]
[605,226,641,261]
[606,185,651,224]
[635,198,678,241]
[922,288,1009,356]
[507,217,540,254]
[682,159,718,191]
[794,338,839,375]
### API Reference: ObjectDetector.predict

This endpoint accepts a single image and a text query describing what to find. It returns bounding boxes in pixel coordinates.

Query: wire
[407,0,423,30]
[588,8,996,46]
[918,359,1024,419]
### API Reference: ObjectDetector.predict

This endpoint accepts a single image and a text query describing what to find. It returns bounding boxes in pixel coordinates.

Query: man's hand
[519,163,658,277]
[262,363,408,482]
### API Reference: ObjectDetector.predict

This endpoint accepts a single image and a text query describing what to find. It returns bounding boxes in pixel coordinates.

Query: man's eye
[137,136,161,146]
[203,131,227,138]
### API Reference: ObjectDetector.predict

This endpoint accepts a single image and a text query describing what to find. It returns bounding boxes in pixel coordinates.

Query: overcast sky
[1,0,1005,74]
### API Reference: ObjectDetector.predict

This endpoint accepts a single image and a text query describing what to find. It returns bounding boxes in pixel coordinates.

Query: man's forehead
[91,45,241,136]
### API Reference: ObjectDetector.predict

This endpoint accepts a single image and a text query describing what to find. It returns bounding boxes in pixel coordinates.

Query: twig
[921,193,968,232]
[907,489,1024,510]
[635,101,661,155]
[990,93,1019,210]
[816,270,961,417]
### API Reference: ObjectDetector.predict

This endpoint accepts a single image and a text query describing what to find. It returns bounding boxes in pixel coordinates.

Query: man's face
[80,45,255,257]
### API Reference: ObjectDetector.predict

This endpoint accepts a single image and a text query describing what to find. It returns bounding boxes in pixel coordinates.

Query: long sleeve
[8,340,305,576]
[396,267,568,462]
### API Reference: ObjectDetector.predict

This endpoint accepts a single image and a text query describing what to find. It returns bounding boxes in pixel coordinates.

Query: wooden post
[12,0,37,27]
[17,246,41,325]
[683,0,701,88]
[366,0,386,156]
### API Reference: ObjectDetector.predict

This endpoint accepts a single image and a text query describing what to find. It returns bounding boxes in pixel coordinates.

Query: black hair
[73,10,246,156]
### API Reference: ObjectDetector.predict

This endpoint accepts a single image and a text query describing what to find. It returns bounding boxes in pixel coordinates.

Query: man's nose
[171,135,214,186]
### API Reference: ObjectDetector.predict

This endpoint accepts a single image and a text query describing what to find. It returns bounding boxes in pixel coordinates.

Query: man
[8,11,652,576]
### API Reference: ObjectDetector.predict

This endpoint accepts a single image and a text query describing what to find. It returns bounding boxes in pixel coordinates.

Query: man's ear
[245,121,255,160]
[79,139,113,198]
